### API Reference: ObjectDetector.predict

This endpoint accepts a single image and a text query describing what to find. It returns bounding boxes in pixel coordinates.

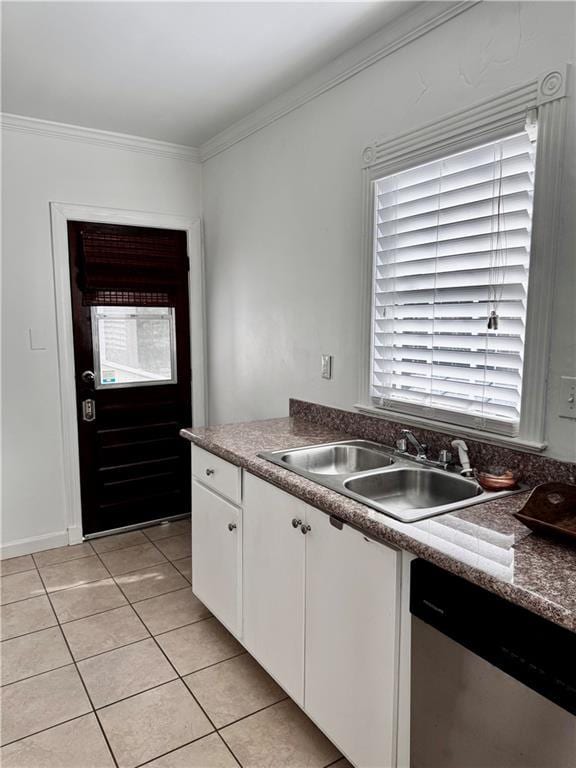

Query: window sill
[353,403,548,454]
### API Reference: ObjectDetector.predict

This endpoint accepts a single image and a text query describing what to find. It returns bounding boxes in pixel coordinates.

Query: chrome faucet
[399,429,428,461]
[451,439,474,476]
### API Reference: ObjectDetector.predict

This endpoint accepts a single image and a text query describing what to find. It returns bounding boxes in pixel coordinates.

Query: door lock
[81,370,95,385]
[82,399,96,422]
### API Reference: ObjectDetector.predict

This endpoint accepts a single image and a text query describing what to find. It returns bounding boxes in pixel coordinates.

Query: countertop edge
[182,427,575,634]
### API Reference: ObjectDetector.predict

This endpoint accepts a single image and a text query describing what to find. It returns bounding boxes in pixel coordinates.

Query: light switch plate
[559,376,576,419]
[321,354,333,380]
[28,328,47,351]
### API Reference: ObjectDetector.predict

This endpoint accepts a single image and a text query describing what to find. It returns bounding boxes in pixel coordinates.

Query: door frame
[50,202,207,544]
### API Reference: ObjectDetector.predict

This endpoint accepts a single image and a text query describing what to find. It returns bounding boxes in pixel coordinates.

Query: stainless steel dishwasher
[410,559,576,768]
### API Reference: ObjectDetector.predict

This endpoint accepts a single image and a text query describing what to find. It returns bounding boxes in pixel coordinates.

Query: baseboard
[66,525,84,545]
[0,530,70,559]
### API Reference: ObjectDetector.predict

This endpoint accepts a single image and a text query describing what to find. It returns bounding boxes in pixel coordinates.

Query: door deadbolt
[82,399,96,422]
[81,370,95,384]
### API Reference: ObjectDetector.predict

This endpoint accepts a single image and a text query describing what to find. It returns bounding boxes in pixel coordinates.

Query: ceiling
[1,1,419,147]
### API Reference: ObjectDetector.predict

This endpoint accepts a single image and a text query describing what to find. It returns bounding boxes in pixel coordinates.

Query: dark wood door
[68,221,191,536]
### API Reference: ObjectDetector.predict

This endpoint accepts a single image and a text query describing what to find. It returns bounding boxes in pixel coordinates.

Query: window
[369,129,537,436]
[92,306,177,388]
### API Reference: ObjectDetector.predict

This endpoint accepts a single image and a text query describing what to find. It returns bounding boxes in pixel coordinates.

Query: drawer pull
[300,524,311,535]
[228,522,237,531]
[291,518,303,529]
[205,468,215,476]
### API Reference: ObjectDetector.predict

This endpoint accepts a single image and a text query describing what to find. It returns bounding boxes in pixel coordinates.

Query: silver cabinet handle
[291,518,302,528]
[300,524,311,535]
[228,522,237,531]
[205,468,215,476]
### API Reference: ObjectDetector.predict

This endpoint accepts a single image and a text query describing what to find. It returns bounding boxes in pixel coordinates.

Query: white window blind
[370,129,537,435]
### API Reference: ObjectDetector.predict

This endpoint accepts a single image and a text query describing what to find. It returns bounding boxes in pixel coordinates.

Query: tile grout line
[32,546,96,570]
[2,525,325,768]
[102,534,246,768]
[143,526,243,767]
[93,675,180,712]
[129,583,193,608]
[96,540,170,575]
[0,610,59,643]
[2,554,195,649]
[1,531,189,602]
[29,556,121,768]
[0,645,277,715]
[88,539,183,606]
[19,529,199,768]
[2,600,127,640]
[151,613,213,639]
[143,622,246,768]
[113,576,191,604]
[59,632,151,664]
[215,695,291,732]
[2,643,246,740]
[124,550,288,768]
[214,730,244,768]
[0,711,103,751]
[0,566,38,578]
[143,533,191,568]
[133,730,242,768]
[108,572,237,768]
[103,533,191,598]
[0,659,76,689]
[1,530,187,629]
[135,524,334,767]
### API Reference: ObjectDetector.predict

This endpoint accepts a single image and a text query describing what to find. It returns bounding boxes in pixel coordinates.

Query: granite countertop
[181,417,576,633]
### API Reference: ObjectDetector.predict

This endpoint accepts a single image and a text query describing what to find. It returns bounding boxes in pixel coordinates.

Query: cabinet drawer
[192,445,242,505]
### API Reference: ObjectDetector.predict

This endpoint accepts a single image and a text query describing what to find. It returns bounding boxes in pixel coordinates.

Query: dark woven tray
[514,482,576,543]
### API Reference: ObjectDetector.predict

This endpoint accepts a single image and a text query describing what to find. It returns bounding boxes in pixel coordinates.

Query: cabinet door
[305,506,400,768]
[191,479,241,637]
[243,473,306,705]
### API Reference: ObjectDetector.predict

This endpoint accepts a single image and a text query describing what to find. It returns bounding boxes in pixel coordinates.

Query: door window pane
[92,306,177,388]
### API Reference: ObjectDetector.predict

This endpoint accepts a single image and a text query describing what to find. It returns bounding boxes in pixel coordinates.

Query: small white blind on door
[371,129,537,435]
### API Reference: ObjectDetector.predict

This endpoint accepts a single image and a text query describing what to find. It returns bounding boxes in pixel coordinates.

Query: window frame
[357,66,569,450]
[91,305,178,390]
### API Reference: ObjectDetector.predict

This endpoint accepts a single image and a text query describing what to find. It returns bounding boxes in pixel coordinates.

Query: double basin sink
[259,440,517,522]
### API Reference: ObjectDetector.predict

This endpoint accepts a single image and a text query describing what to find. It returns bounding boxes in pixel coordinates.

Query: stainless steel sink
[278,441,395,475]
[344,468,481,513]
[259,439,521,523]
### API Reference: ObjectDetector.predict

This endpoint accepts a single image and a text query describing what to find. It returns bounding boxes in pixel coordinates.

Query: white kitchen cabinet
[191,479,242,636]
[304,505,400,768]
[192,455,402,768]
[243,473,307,705]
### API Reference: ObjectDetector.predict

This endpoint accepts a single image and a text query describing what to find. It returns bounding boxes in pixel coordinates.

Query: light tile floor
[0,519,350,768]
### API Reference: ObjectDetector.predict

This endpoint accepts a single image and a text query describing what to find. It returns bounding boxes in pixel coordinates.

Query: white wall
[202,1,576,461]
[1,131,202,554]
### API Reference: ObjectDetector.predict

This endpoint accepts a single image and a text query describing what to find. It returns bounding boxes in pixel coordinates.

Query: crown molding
[0,113,201,163]
[361,64,568,170]
[200,1,480,162]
